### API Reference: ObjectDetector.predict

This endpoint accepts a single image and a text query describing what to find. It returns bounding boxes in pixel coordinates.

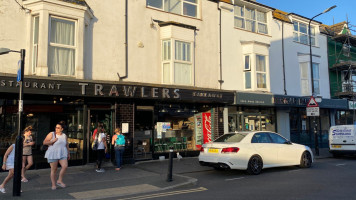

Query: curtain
[164,0,181,15]
[234,17,244,28]
[174,62,191,85]
[246,20,255,32]
[245,72,251,89]
[48,17,75,76]
[175,41,191,61]
[147,0,163,9]
[163,63,171,83]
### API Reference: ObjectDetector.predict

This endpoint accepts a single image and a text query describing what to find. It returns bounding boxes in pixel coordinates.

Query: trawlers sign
[0,76,234,104]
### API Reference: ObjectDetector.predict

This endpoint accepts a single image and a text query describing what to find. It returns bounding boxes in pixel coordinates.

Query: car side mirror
[284,141,292,145]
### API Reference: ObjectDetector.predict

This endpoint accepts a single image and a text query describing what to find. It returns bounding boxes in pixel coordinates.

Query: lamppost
[308,5,336,156]
[0,48,25,196]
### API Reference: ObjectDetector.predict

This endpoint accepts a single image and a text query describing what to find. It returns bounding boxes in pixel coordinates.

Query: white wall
[269,17,330,98]
[0,0,221,90]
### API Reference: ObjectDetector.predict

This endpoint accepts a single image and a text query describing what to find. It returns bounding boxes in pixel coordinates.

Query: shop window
[293,21,315,46]
[147,0,198,18]
[234,5,268,34]
[162,39,193,85]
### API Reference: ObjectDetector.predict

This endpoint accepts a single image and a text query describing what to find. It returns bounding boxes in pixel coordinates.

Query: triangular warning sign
[307,96,319,107]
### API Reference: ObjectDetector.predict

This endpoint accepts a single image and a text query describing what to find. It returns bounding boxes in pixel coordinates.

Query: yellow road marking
[118,187,208,200]
[69,184,159,199]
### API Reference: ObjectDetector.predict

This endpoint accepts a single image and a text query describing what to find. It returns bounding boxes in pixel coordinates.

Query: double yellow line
[119,187,208,200]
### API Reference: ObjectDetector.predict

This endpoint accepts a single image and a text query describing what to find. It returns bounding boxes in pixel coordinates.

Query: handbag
[41,132,56,151]
[92,134,99,150]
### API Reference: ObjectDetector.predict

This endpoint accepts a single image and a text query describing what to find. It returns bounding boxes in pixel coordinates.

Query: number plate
[332,145,341,148]
[208,148,219,153]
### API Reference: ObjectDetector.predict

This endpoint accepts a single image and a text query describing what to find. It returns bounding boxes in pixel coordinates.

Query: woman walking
[111,128,125,171]
[43,122,70,190]
[22,126,35,182]
[95,126,107,172]
[0,139,16,193]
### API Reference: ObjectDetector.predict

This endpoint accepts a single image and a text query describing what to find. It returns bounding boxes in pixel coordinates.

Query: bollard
[166,147,174,182]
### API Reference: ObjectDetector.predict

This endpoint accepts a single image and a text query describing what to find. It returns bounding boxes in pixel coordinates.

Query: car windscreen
[214,133,246,143]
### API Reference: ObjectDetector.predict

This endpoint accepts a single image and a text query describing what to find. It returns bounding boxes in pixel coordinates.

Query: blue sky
[257,0,355,32]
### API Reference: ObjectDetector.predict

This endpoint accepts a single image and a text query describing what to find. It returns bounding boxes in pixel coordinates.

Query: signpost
[307,96,319,156]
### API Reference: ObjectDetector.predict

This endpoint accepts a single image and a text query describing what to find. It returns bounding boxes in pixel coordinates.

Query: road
[116,157,356,200]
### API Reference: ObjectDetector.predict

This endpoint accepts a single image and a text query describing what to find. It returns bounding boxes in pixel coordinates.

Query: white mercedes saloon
[199,131,313,175]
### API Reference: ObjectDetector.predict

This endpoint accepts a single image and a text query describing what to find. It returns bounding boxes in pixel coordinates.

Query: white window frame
[147,0,199,18]
[300,62,310,96]
[256,54,267,89]
[161,39,193,86]
[48,15,77,77]
[293,21,315,46]
[31,16,39,74]
[234,5,268,34]
[312,63,320,95]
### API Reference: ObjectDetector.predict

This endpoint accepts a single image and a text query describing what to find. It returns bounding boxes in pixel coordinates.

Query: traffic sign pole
[307,96,319,156]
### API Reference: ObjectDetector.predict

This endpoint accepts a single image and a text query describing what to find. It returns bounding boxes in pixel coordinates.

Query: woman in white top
[43,123,70,190]
[0,141,16,193]
[95,126,107,172]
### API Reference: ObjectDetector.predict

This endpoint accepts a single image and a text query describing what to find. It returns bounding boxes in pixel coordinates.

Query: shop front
[229,92,276,133]
[0,74,234,168]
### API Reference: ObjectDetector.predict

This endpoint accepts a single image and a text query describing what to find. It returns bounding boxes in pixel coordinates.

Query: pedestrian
[92,122,105,140]
[0,139,16,193]
[22,126,35,183]
[94,126,108,172]
[111,128,125,171]
[43,122,70,190]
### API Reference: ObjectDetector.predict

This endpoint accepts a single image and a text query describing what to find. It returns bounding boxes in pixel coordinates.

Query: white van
[329,125,356,156]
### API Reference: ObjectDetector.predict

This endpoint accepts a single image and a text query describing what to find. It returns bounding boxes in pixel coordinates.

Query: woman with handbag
[93,126,107,172]
[43,122,70,190]
[111,127,125,171]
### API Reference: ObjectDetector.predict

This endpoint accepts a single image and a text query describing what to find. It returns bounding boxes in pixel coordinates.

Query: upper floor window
[48,17,76,76]
[234,5,268,34]
[244,54,268,90]
[256,55,267,89]
[162,39,192,85]
[147,0,198,18]
[32,16,39,74]
[293,21,315,46]
[300,62,319,96]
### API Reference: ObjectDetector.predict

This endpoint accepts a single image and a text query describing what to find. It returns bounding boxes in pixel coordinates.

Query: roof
[320,21,348,35]
[59,0,87,7]
[272,9,292,23]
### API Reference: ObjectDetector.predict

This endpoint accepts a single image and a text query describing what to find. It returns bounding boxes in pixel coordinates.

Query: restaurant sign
[0,76,234,104]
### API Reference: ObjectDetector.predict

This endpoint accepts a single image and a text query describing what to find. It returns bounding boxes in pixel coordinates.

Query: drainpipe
[218,3,224,89]
[118,0,128,80]
[282,21,287,95]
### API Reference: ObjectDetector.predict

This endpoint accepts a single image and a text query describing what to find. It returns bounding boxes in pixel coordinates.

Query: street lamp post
[0,48,25,196]
[308,5,336,156]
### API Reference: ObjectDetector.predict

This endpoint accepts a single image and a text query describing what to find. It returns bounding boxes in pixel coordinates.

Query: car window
[251,133,272,143]
[269,133,288,144]
[214,133,246,142]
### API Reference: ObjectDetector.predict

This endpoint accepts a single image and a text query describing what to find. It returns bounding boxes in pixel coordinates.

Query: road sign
[17,60,21,82]
[307,96,319,107]
[307,107,320,116]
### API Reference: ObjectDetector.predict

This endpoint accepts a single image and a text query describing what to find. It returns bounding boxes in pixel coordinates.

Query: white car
[199,131,313,175]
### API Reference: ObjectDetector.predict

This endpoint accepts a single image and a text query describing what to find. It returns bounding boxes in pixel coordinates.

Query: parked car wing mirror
[284,141,292,145]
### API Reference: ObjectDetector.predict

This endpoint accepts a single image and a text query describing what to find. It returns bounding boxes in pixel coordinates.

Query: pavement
[0,148,332,199]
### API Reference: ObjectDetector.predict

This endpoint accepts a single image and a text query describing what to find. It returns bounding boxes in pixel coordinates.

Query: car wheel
[213,166,225,171]
[246,155,263,175]
[300,151,312,168]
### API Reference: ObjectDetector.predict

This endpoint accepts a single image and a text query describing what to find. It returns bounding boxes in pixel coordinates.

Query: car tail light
[221,147,239,153]
[200,147,204,152]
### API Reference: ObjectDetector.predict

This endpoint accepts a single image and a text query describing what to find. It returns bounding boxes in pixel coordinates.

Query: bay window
[48,17,76,76]
[256,55,266,89]
[293,21,315,46]
[234,5,268,34]
[32,16,39,74]
[147,0,198,18]
[300,62,319,95]
[162,39,192,85]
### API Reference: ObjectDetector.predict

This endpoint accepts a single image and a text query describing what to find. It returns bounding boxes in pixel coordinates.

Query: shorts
[47,157,67,163]
[6,164,14,170]
[23,154,32,156]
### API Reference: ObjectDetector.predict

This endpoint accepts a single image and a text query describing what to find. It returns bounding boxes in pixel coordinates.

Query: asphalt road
[116,157,356,200]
